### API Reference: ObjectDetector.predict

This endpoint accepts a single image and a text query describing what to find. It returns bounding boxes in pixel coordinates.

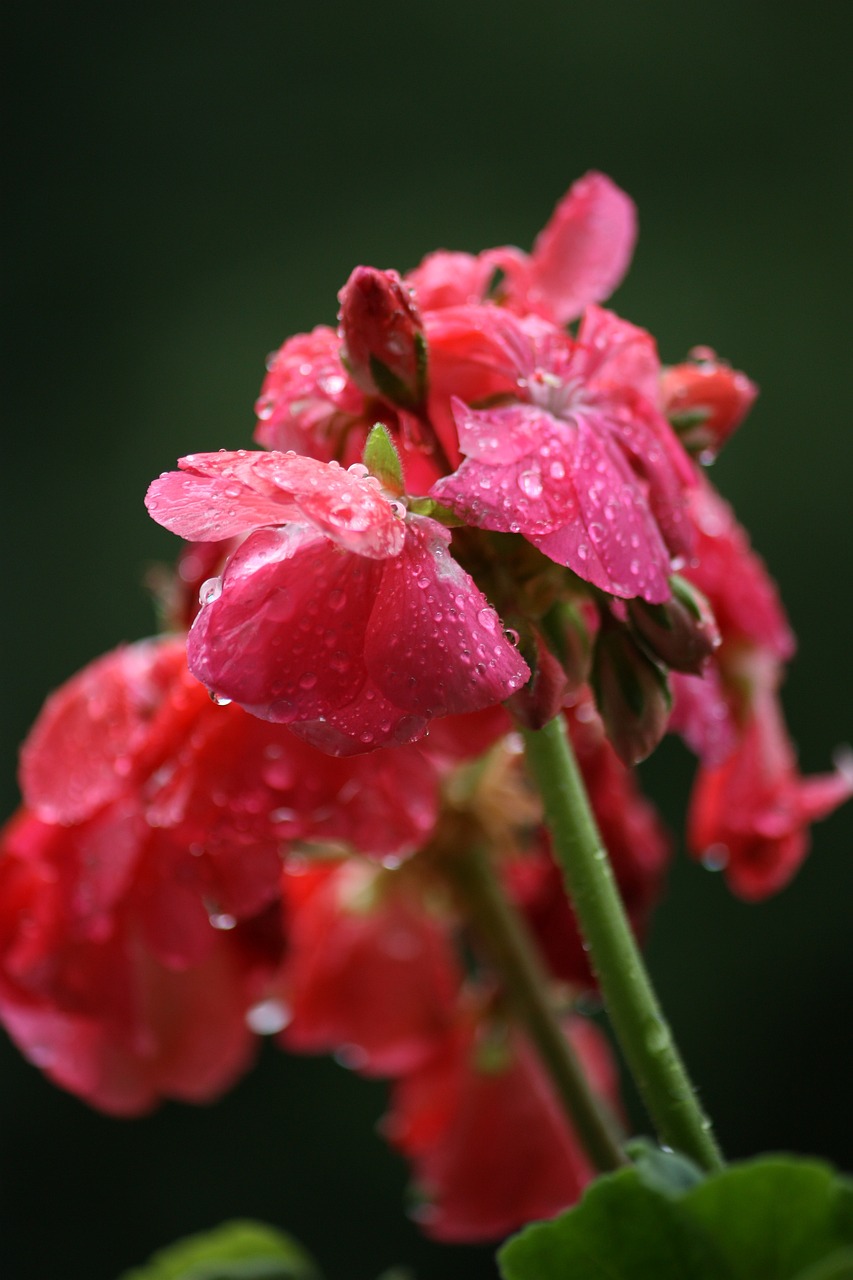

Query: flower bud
[338,266,428,409]
[628,575,720,675]
[592,619,671,766]
[660,347,757,461]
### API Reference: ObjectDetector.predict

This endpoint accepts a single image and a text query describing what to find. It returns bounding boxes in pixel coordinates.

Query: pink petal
[287,680,430,756]
[526,173,637,325]
[531,416,673,602]
[576,305,662,408]
[366,517,530,717]
[188,526,381,720]
[147,452,405,558]
[406,251,496,311]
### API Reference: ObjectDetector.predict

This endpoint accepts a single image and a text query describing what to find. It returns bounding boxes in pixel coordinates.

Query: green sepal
[118,1219,321,1280]
[407,496,464,526]
[363,423,404,495]
[499,1156,853,1280]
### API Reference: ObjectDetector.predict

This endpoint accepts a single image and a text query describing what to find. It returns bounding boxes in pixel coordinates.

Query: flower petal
[366,517,530,717]
[188,526,381,720]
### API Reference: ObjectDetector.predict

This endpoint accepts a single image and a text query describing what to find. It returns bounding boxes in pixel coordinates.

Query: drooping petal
[366,517,530,718]
[187,525,382,721]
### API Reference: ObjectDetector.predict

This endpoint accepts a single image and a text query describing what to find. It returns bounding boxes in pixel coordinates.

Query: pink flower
[431,306,694,602]
[146,450,529,754]
[384,1007,620,1242]
[669,479,795,764]
[408,171,636,326]
[688,662,853,898]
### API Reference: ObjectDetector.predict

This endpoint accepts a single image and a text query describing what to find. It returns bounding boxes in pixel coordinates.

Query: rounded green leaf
[117,1219,321,1280]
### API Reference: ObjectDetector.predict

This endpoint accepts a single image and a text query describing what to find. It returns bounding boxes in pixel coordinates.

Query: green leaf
[498,1157,853,1280]
[118,1219,321,1280]
[363,423,404,494]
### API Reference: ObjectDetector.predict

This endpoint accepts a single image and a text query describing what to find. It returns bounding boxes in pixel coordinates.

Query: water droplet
[209,690,232,706]
[210,911,237,931]
[518,469,543,498]
[505,628,520,646]
[199,577,222,606]
[577,543,589,561]
[549,460,565,480]
[246,998,291,1036]
[477,608,497,632]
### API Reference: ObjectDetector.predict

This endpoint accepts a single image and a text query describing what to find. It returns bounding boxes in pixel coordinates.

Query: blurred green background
[3,2,852,1277]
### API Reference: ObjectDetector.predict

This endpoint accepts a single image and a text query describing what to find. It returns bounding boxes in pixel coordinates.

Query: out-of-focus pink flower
[1,637,518,1111]
[278,859,461,1076]
[0,805,269,1115]
[408,171,636,326]
[431,306,694,603]
[146,450,529,754]
[338,267,427,410]
[669,478,795,764]
[688,669,853,899]
[384,1007,620,1242]
[661,347,758,461]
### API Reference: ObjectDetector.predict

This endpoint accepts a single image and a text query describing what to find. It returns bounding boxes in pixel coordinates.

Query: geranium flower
[431,306,694,602]
[146,450,529,754]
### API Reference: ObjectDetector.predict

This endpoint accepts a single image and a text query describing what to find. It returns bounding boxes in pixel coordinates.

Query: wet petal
[188,526,381,720]
[366,517,529,717]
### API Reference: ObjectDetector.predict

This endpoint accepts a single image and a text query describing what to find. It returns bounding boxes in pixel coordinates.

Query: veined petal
[526,173,637,324]
[531,416,673,602]
[366,517,529,717]
[146,451,405,558]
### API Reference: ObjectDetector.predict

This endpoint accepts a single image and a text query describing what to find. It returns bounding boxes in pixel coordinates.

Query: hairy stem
[522,715,724,1172]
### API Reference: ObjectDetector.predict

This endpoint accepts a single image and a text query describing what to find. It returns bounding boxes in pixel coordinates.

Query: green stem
[522,715,724,1172]
[449,843,627,1174]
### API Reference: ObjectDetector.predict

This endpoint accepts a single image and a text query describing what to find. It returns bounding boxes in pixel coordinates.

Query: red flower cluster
[2,171,850,1242]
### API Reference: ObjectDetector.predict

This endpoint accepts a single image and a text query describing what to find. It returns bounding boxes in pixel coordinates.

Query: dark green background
[3,3,851,1277]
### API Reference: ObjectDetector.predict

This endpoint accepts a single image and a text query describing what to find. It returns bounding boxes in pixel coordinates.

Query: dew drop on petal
[519,469,543,498]
[209,690,232,706]
[199,577,222,606]
[210,911,237,931]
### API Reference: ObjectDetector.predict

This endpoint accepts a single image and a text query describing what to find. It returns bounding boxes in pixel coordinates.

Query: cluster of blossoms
[2,173,850,1242]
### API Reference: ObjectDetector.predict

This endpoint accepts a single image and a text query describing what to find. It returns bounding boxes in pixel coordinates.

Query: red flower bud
[592,619,671,766]
[628,575,720,675]
[338,267,427,409]
[661,347,757,461]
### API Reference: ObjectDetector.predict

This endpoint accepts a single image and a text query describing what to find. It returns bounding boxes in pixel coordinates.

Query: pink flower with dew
[408,171,636,326]
[145,451,529,755]
[431,306,694,603]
